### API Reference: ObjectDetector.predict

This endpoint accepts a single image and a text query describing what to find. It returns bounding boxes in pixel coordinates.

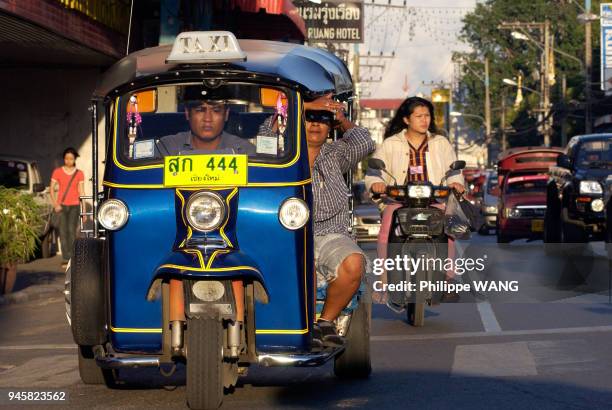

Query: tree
[455,0,601,148]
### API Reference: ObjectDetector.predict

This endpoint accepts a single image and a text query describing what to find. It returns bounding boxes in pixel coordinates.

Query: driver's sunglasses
[305,110,334,125]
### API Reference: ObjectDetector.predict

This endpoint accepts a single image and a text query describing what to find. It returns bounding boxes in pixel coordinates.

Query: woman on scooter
[365,96,465,302]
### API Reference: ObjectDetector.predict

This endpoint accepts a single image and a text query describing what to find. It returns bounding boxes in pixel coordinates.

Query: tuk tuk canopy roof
[94,39,353,99]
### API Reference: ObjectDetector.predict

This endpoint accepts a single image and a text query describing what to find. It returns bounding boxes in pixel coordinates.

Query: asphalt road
[1,235,612,409]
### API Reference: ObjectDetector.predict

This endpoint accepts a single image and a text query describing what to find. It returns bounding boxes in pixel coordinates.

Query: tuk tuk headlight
[98,199,129,231]
[186,192,226,232]
[591,198,604,212]
[408,185,432,199]
[279,198,309,230]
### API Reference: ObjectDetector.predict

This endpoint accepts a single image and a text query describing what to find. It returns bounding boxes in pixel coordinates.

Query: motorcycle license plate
[164,154,248,187]
[531,219,544,232]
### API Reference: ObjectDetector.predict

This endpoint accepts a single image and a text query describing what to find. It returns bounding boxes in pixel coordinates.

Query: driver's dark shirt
[158,131,256,155]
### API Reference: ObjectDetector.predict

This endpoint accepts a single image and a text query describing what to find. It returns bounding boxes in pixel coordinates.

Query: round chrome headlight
[186,191,226,232]
[279,198,310,230]
[98,199,129,231]
[591,198,604,212]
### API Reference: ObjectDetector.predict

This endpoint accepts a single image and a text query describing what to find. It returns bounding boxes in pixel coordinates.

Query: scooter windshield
[116,82,296,166]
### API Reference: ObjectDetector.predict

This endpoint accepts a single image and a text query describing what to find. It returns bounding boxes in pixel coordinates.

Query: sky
[356,0,478,99]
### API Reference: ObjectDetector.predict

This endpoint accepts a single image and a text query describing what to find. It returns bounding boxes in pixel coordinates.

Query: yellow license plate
[163,154,248,187]
[531,219,544,232]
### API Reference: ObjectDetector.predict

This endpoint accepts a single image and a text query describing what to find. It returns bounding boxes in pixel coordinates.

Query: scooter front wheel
[407,303,425,327]
[186,316,223,410]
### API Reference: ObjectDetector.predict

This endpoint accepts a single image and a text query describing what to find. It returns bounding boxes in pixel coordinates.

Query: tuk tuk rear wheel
[77,346,116,386]
[186,316,223,410]
[333,299,371,379]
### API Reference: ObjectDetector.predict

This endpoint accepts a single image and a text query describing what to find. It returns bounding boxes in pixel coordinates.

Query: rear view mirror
[556,154,571,169]
[368,158,386,170]
[450,160,466,171]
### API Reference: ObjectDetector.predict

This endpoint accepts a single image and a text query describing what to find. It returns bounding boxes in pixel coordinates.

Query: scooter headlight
[278,197,310,230]
[192,281,225,302]
[186,192,226,232]
[98,199,129,231]
[408,185,432,199]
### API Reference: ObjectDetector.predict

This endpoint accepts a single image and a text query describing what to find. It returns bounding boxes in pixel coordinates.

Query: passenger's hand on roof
[304,93,344,113]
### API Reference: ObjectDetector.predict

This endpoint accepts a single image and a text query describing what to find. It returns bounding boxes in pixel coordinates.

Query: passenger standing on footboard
[302,94,375,348]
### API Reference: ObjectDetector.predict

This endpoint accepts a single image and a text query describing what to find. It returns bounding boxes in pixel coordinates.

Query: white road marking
[0,344,76,351]
[476,301,502,332]
[371,324,612,342]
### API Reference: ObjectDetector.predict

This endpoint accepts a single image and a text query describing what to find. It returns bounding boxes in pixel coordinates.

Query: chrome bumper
[94,348,342,369]
[96,354,160,369]
[257,347,343,367]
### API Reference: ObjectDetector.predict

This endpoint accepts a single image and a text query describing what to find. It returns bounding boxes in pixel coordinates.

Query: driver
[158,85,256,155]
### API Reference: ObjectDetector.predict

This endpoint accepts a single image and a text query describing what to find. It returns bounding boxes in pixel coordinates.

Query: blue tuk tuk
[66,31,370,409]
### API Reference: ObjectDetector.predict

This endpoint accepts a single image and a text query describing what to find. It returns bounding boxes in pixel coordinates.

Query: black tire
[478,224,489,236]
[561,218,588,256]
[334,299,371,379]
[41,232,53,258]
[71,238,106,346]
[187,317,224,410]
[496,231,511,244]
[77,346,115,386]
[544,207,561,255]
[407,302,425,327]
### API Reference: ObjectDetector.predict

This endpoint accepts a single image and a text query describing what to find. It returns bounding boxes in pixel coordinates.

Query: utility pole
[543,19,552,147]
[484,57,492,145]
[501,88,507,152]
[579,0,596,133]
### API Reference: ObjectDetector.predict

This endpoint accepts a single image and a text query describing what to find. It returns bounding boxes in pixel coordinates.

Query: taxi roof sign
[166,31,246,64]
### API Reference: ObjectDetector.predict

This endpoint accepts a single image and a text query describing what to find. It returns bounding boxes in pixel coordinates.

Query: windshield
[486,173,498,194]
[576,140,612,168]
[0,160,29,190]
[117,83,295,165]
[505,174,547,194]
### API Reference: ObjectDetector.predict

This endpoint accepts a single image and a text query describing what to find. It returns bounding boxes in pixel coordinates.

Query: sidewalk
[0,255,65,306]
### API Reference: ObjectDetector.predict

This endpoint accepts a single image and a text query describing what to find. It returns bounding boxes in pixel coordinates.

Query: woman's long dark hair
[384,96,437,139]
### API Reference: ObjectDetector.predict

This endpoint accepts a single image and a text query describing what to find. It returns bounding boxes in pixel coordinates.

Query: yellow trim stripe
[111,92,303,171]
[256,329,308,335]
[103,179,312,189]
[110,326,162,333]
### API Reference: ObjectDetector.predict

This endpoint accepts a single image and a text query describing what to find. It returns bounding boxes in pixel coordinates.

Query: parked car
[0,156,55,258]
[479,169,498,234]
[544,134,612,247]
[352,181,381,242]
[497,147,563,243]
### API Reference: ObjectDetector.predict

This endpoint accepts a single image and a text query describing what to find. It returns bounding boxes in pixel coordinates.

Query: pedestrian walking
[50,147,84,268]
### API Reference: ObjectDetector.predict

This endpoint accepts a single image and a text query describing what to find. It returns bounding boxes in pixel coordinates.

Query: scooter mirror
[449,160,466,171]
[368,158,386,170]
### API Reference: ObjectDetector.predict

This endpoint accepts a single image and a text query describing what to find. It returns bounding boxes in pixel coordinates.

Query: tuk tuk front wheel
[77,346,116,386]
[186,316,224,410]
[333,299,371,379]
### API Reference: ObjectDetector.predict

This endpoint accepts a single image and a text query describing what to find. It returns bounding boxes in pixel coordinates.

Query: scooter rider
[304,94,375,347]
[364,97,465,303]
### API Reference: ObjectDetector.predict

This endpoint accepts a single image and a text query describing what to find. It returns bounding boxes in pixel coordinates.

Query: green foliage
[0,187,44,266]
[456,0,601,146]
